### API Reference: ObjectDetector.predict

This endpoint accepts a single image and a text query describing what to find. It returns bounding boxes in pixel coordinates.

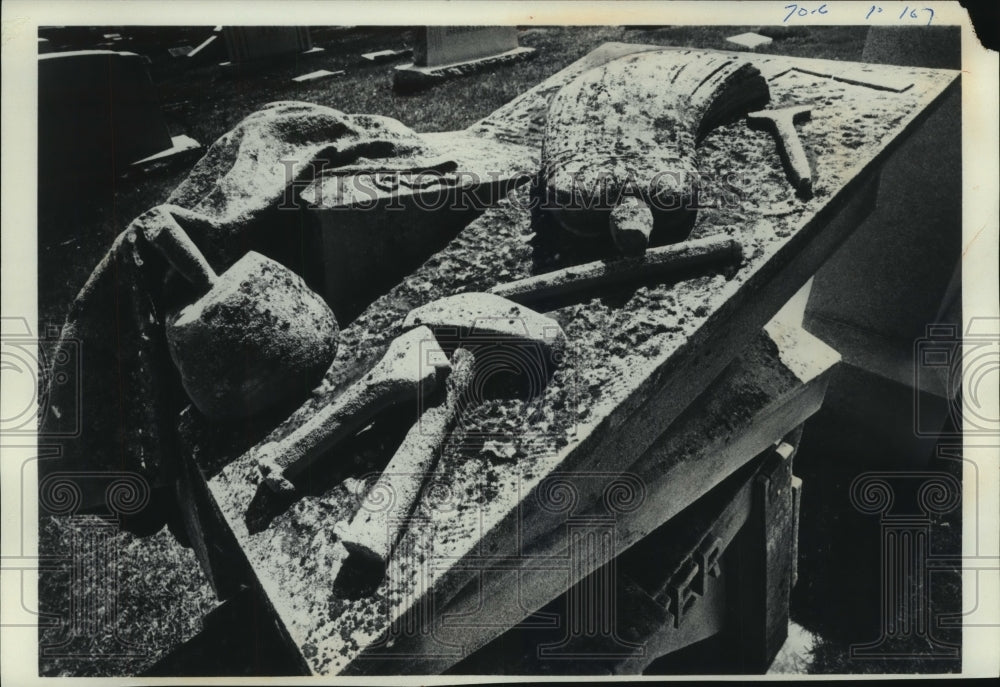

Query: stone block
[415,26,519,67]
[300,131,534,323]
[394,26,535,92]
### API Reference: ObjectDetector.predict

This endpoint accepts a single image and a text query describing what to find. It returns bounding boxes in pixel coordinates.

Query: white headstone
[415,26,520,67]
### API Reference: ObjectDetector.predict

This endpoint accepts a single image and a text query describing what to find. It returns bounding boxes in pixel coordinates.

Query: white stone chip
[292,69,344,83]
[725,32,774,50]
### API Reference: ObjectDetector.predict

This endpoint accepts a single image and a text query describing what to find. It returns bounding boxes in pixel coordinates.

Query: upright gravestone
[394,26,535,91]
[221,26,324,67]
[38,50,200,196]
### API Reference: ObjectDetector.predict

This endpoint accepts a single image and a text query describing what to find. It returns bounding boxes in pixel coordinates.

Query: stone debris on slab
[162,246,339,421]
[726,32,774,50]
[252,324,450,491]
[168,101,458,226]
[292,69,345,83]
[334,348,476,583]
[746,106,815,197]
[488,235,744,307]
[401,292,567,359]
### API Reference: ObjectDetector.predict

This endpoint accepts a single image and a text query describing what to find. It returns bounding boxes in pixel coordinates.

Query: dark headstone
[38,50,174,189]
[221,26,319,65]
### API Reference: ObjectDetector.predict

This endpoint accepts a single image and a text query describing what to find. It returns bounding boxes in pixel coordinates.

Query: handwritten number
[782,1,924,23]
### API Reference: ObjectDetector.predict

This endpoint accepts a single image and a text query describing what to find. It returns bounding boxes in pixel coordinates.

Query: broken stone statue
[40,101,477,532]
[539,50,770,255]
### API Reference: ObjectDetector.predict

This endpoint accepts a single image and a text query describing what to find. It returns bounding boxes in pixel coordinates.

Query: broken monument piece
[746,105,814,198]
[254,325,451,494]
[335,294,568,588]
[539,49,770,255]
[148,207,339,421]
[41,101,477,524]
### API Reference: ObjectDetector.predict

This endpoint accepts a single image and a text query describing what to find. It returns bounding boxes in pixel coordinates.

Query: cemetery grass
[37,25,936,677]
